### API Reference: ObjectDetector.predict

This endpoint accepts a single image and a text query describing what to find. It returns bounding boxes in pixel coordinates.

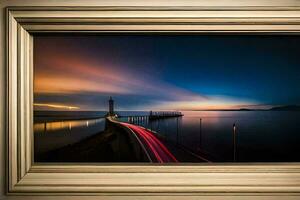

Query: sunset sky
[34,35,300,111]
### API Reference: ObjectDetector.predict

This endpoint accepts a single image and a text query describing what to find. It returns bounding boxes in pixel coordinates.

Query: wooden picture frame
[6,5,300,196]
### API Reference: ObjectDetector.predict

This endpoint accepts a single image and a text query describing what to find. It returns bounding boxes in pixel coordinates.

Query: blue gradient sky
[34,35,300,111]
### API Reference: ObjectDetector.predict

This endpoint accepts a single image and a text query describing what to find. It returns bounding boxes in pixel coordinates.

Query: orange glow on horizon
[34,103,79,110]
[154,99,262,111]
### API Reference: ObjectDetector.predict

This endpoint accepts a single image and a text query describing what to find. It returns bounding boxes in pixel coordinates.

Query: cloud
[34,38,208,110]
[34,36,262,111]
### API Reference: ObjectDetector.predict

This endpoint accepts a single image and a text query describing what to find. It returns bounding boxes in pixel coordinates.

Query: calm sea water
[34,118,106,155]
[119,111,300,162]
[34,111,300,162]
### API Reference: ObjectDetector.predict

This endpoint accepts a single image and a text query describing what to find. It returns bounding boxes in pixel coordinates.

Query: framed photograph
[6,4,300,198]
[33,34,300,164]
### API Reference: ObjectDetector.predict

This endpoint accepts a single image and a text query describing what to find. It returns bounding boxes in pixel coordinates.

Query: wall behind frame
[1,0,300,199]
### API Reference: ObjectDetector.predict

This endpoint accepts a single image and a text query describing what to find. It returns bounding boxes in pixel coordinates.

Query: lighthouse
[108,96,114,116]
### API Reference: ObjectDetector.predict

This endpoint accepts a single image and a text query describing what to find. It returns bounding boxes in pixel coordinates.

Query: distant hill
[239,108,252,111]
[187,105,300,112]
[269,105,300,111]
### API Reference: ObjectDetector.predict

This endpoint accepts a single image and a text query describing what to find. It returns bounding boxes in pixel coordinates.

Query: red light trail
[120,122,178,163]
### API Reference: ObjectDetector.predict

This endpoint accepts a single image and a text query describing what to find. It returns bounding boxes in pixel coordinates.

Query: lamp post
[176,117,179,146]
[233,123,237,162]
[199,118,202,150]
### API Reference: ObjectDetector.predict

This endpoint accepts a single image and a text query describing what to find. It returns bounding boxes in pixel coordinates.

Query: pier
[118,111,183,123]
[107,117,178,163]
[149,111,183,120]
[104,97,208,162]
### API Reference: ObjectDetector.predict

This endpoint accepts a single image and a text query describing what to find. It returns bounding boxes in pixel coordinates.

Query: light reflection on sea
[120,111,300,162]
[34,118,105,155]
[34,110,300,162]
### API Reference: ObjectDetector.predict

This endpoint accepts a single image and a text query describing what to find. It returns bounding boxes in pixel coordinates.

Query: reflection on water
[34,111,300,162]
[34,118,105,155]
[34,119,99,132]
[120,111,300,162]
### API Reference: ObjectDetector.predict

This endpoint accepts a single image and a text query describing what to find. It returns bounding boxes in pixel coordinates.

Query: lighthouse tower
[108,96,114,116]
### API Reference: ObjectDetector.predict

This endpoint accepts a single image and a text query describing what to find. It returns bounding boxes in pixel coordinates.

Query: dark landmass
[35,125,140,162]
[269,105,300,111]
[238,108,252,111]
[186,105,300,112]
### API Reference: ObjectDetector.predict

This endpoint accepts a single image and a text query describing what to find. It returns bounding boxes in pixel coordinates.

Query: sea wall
[105,117,150,162]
